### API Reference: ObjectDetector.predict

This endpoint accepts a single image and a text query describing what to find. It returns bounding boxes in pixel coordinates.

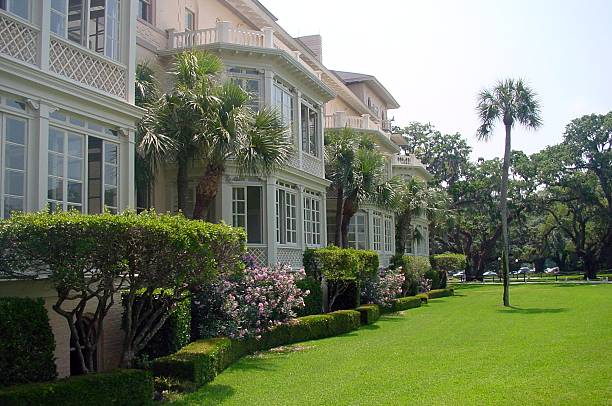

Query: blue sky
[261,0,612,159]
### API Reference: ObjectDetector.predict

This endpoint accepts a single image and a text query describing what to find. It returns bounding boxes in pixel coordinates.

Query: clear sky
[261,0,612,159]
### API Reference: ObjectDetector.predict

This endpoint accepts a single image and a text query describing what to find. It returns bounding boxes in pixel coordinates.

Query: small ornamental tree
[0,211,246,371]
[361,268,404,307]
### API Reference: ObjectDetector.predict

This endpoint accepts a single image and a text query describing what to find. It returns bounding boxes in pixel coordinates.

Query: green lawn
[172,284,612,405]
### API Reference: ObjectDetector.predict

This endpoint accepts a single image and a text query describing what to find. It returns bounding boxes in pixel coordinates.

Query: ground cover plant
[171,284,611,405]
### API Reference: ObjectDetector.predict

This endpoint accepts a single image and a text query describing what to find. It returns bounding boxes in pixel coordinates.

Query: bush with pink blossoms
[192,264,309,339]
[361,268,405,307]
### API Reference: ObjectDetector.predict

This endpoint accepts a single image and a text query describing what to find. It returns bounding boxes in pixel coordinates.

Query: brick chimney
[297,34,323,63]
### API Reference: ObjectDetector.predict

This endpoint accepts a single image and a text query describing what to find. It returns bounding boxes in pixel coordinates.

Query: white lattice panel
[247,247,268,267]
[0,13,38,65]
[302,154,324,178]
[49,38,127,99]
[277,247,303,269]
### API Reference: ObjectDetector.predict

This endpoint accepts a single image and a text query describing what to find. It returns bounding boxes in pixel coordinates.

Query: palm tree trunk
[500,124,512,307]
[177,157,189,214]
[334,185,344,247]
[192,165,223,220]
[340,198,357,249]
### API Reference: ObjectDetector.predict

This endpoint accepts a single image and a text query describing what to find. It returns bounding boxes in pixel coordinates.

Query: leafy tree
[476,79,542,306]
[393,177,429,255]
[141,51,292,219]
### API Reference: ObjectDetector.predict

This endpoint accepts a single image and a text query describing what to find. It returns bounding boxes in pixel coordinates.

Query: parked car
[453,271,465,277]
[517,267,534,274]
[544,267,560,274]
[483,271,497,276]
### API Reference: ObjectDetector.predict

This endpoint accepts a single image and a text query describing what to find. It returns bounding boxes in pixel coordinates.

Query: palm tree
[141,51,292,218]
[340,136,395,248]
[325,128,358,247]
[476,79,542,306]
[394,177,428,255]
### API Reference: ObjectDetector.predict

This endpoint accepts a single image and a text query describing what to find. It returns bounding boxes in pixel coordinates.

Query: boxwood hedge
[0,297,56,387]
[0,369,152,406]
[355,304,381,325]
[427,288,455,299]
[390,296,422,312]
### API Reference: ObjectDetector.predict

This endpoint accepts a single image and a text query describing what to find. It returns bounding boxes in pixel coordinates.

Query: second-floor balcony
[324,112,379,133]
[0,8,131,101]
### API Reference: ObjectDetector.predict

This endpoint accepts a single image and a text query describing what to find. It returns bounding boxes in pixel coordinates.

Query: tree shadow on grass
[360,323,381,330]
[497,306,568,314]
[178,384,236,406]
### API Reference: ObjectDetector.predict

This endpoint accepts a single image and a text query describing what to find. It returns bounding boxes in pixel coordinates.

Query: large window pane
[51,0,67,36]
[68,0,84,45]
[5,144,24,170]
[3,115,26,218]
[246,186,262,244]
[4,197,23,218]
[87,137,103,213]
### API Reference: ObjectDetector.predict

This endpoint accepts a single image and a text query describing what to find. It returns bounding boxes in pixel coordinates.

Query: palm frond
[476,89,500,140]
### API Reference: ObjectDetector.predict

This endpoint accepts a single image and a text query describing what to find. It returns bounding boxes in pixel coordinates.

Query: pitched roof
[332,70,400,109]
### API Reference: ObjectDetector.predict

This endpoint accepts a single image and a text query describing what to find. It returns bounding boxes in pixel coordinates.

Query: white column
[38,0,51,70]
[120,130,135,211]
[366,209,374,251]
[318,103,324,160]
[334,111,347,128]
[262,27,274,48]
[265,176,277,265]
[220,177,232,224]
[295,90,303,166]
[124,0,137,104]
[320,191,328,246]
[216,21,231,43]
[32,102,51,211]
[297,186,304,250]
[263,69,274,107]
[361,114,371,130]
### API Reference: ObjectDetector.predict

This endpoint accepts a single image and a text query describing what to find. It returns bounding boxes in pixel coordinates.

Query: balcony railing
[324,112,380,132]
[391,154,427,169]
[167,21,323,81]
[381,119,393,132]
[0,10,128,100]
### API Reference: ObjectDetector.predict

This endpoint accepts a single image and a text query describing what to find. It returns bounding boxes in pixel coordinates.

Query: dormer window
[50,0,121,61]
[0,0,30,20]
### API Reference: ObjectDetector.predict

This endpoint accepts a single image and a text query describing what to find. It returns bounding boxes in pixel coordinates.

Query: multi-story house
[0,0,141,376]
[136,0,336,268]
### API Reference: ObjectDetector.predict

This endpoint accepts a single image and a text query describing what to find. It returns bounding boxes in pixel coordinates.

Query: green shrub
[122,291,191,360]
[424,269,441,290]
[431,253,467,273]
[387,296,422,313]
[416,293,429,304]
[296,276,323,316]
[427,288,455,299]
[0,369,152,406]
[152,310,361,386]
[0,297,56,387]
[355,304,381,325]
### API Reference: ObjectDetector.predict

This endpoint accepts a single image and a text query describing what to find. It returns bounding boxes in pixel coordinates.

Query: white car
[517,267,534,274]
[544,267,560,274]
[453,271,465,277]
[483,271,497,276]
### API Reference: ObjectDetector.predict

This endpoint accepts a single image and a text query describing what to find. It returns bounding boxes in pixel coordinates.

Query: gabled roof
[332,70,400,109]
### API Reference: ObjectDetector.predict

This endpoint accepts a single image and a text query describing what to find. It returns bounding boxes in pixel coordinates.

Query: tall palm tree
[325,128,358,247]
[141,51,292,218]
[340,137,396,248]
[476,78,542,306]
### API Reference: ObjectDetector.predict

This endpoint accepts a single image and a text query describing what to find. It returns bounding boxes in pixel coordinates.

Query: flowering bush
[361,268,405,307]
[419,277,432,293]
[193,263,309,339]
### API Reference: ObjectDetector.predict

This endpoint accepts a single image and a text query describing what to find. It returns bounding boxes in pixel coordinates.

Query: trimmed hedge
[427,288,455,299]
[431,253,467,273]
[303,246,379,281]
[296,276,323,316]
[416,293,429,304]
[0,297,56,387]
[151,310,360,386]
[424,269,441,290]
[0,369,153,406]
[390,296,422,312]
[355,304,381,325]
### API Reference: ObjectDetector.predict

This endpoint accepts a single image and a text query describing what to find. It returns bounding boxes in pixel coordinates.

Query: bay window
[273,81,294,139]
[1,114,27,218]
[0,0,30,20]
[276,186,296,245]
[303,193,321,246]
[301,102,319,157]
[52,0,121,60]
[48,127,85,212]
[232,186,263,244]
[348,213,366,250]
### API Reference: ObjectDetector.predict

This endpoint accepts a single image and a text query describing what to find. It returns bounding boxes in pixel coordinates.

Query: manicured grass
[172,284,612,405]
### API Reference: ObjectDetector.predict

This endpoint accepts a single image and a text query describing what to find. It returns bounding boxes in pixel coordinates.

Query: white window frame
[348,213,366,250]
[1,0,31,21]
[273,80,294,139]
[228,67,262,112]
[373,213,383,252]
[0,113,28,218]
[384,215,393,253]
[276,184,297,245]
[51,0,121,61]
[185,8,195,31]
[301,100,320,157]
[303,193,321,247]
[138,0,153,23]
[103,142,119,213]
[232,185,263,244]
[48,127,85,212]
[50,0,68,37]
